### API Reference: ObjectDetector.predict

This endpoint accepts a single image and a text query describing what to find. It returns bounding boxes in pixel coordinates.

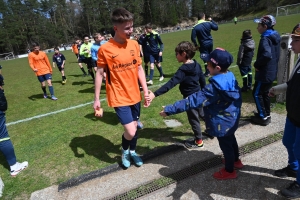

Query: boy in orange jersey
[28,43,58,100]
[93,8,151,168]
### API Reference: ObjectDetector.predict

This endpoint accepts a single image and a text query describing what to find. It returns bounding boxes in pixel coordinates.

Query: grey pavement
[30,113,299,200]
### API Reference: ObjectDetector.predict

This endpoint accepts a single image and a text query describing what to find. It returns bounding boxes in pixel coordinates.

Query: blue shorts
[114,102,141,125]
[149,54,163,64]
[57,65,65,72]
[37,74,52,82]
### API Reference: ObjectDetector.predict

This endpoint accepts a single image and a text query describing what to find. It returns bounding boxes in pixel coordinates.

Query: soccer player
[52,47,67,84]
[93,8,150,168]
[28,43,58,100]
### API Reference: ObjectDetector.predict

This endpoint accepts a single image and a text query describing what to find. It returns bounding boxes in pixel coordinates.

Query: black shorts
[57,65,65,72]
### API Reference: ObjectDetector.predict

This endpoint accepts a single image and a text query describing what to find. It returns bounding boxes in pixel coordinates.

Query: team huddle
[0,7,299,199]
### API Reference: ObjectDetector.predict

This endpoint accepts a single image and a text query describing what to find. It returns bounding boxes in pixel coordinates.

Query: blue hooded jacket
[164,71,242,137]
[254,29,281,83]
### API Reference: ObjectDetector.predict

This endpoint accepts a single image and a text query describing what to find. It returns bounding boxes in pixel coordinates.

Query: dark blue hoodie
[254,29,281,83]
[154,60,206,98]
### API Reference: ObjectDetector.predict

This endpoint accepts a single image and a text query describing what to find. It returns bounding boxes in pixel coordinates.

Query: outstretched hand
[159,106,167,117]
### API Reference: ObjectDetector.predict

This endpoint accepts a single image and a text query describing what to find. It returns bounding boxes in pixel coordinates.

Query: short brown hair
[93,33,101,40]
[175,41,196,60]
[111,8,133,25]
[145,23,152,29]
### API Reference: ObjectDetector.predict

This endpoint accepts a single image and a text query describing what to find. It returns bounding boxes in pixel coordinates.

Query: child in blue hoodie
[149,41,206,148]
[160,48,243,180]
[251,15,281,126]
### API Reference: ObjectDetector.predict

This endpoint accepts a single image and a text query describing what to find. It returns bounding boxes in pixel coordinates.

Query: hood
[209,71,240,101]
[180,59,200,75]
[262,29,281,45]
[241,38,255,50]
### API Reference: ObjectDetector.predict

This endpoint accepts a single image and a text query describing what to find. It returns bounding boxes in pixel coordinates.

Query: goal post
[276,3,300,17]
[0,52,15,61]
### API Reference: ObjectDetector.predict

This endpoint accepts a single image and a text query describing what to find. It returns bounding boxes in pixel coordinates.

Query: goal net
[276,3,300,17]
[0,52,15,61]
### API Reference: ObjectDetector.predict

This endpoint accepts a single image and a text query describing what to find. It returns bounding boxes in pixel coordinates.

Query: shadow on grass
[69,134,152,164]
[28,94,46,101]
[84,111,119,125]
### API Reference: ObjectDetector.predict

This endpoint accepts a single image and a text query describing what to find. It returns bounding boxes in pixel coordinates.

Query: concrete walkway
[30,113,297,200]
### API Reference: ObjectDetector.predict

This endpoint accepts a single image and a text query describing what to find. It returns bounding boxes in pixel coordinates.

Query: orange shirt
[97,39,142,107]
[72,44,78,54]
[28,51,52,76]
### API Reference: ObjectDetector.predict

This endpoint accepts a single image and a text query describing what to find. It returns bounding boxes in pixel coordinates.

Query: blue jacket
[254,29,281,83]
[91,41,107,61]
[164,71,242,137]
[154,60,206,98]
[191,20,218,47]
[144,31,164,54]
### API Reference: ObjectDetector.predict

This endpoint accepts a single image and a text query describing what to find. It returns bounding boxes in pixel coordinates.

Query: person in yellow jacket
[80,35,94,81]
[28,43,57,100]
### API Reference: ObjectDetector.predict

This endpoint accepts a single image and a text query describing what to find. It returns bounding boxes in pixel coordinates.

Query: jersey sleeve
[97,47,107,68]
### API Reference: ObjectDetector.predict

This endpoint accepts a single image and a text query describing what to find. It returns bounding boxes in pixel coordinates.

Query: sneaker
[250,115,271,126]
[222,159,244,169]
[51,95,58,101]
[213,168,237,180]
[130,152,143,167]
[146,80,153,85]
[253,112,271,119]
[64,79,67,84]
[10,161,28,177]
[159,76,164,81]
[184,139,204,148]
[137,120,143,129]
[43,94,48,99]
[121,149,131,168]
[280,181,300,199]
[274,165,297,178]
[204,73,210,77]
[82,73,87,77]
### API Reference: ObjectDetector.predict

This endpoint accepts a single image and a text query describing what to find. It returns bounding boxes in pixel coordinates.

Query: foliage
[0,0,297,54]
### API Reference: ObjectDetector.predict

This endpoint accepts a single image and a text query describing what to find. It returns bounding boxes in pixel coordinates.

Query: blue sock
[48,86,54,96]
[149,69,154,80]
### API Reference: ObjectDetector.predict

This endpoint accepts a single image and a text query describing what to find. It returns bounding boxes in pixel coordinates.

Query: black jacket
[0,89,7,112]
[254,29,281,83]
[154,60,206,98]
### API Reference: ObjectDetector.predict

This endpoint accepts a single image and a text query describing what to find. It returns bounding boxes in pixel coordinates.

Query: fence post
[276,34,295,102]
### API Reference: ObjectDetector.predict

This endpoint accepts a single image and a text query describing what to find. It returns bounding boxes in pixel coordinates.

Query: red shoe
[213,168,237,180]
[222,159,244,169]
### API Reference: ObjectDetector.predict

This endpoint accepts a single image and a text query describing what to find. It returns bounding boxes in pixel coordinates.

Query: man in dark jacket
[191,12,218,77]
[251,15,281,126]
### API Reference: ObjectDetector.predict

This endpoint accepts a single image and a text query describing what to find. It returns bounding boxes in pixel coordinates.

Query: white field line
[6,83,166,127]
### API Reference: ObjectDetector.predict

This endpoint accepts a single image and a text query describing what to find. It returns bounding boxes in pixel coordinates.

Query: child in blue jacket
[160,48,243,180]
[251,15,280,126]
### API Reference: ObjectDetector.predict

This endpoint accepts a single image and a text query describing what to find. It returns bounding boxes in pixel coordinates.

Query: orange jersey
[97,39,142,107]
[28,51,52,76]
[72,44,78,54]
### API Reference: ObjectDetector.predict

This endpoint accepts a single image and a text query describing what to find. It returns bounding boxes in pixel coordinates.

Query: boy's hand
[94,106,103,117]
[143,94,151,107]
[149,90,156,101]
[268,88,276,97]
[159,106,167,117]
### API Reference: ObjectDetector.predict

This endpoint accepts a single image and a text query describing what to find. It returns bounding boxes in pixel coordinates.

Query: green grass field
[0,14,299,199]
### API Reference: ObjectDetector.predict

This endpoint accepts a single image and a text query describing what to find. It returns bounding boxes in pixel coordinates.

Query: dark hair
[31,42,39,48]
[145,23,152,29]
[83,35,89,39]
[175,41,196,59]
[207,61,227,72]
[54,47,59,51]
[242,30,252,39]
[198,12,205,20]
[111,8,133,25]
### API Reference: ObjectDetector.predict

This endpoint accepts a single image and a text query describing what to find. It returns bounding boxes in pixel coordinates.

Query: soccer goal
[0,52,15,61]
[276,3,300,17]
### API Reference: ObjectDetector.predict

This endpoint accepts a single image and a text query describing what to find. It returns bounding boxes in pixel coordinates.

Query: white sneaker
[159,76,164,81]
[10,161,28,177]
[146,80,153,85]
